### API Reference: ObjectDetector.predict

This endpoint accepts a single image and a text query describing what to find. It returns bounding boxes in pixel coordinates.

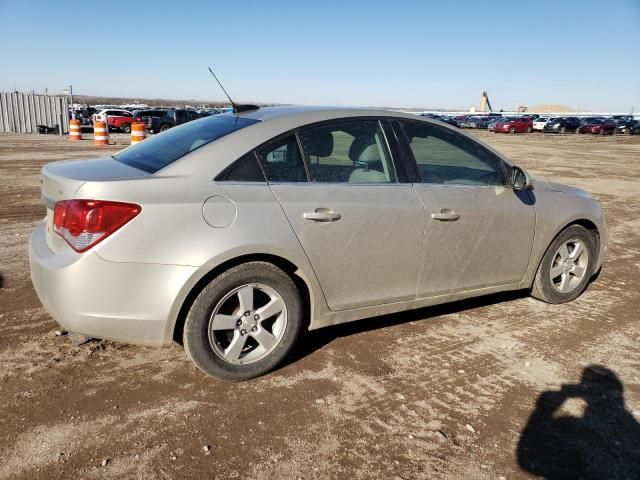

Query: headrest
[303,129,334,158]
[349,135,380,164]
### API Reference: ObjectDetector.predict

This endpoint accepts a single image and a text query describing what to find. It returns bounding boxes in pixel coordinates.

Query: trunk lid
[41,156,148,252]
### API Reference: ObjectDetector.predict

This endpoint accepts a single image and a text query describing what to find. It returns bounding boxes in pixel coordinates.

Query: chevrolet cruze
[30,106,608,380]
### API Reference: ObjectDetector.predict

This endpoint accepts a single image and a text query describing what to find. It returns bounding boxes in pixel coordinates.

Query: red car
[576,118,617,135]
[493,117,533,134]
[92,109,134,133]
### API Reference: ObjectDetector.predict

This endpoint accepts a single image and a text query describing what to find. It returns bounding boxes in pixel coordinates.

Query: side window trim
[396,119,510,187]
[389,119,421,183]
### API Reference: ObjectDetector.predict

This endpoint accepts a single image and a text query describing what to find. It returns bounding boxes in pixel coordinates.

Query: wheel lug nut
[244,312,250,317]
[251,326,257,332]
[254,314,260,320]
[236,320,242,327]
[240,329,247,336]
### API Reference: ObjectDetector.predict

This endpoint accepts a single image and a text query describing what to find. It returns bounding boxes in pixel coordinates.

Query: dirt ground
[0,130,639,480]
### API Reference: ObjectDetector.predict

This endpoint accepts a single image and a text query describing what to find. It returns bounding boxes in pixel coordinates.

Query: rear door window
[298,119,396,183]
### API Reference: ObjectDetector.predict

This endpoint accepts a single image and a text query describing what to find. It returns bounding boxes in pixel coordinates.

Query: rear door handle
[431,210,460,221]
[303,208,341,222]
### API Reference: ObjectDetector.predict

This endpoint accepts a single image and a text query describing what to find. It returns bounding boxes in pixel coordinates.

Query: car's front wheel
[183,262,303,380]
[531,225,596,304]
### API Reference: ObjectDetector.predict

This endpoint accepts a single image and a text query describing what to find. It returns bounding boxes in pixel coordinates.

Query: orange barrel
[94,121,109,145]
[130,122,147,145]
[69,118,82,140]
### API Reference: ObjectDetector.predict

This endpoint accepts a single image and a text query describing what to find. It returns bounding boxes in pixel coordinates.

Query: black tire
[159,124,171,132]
[560,126,566,134]
[509,127,516,134]
[121,123,131,133]
[183,262,303,381]
[526,127,532,133]
[531,225,596,304]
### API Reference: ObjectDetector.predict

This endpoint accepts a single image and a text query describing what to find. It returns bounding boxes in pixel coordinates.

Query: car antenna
[207,67,259,114]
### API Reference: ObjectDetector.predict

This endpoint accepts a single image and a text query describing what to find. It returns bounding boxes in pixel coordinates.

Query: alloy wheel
[208,283,287,365]
[549,239,589,294]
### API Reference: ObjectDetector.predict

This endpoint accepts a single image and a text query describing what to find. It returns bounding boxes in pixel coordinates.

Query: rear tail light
[53,200,141,252]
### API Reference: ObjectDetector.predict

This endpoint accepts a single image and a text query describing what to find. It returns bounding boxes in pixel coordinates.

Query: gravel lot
[0,130,639,479]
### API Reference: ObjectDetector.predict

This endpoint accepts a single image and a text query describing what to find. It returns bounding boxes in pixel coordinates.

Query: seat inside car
[348,135,389,183]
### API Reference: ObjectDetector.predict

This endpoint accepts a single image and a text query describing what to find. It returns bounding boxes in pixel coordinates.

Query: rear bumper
[29,222,197,346]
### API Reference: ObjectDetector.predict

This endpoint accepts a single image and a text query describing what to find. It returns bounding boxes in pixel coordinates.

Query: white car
[533,117,550,131]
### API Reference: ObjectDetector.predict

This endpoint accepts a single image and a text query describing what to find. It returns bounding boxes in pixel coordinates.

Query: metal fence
[0,92,70,134]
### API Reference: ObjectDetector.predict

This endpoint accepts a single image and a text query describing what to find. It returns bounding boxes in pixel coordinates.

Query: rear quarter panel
[74,176,327,336]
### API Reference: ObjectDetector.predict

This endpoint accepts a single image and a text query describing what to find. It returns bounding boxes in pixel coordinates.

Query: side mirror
[511,166,534,191]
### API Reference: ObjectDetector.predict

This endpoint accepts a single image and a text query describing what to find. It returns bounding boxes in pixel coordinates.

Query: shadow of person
[517,365,640,479]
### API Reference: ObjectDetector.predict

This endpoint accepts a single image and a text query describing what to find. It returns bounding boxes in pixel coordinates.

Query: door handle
[303,208,341,222]
[431,210,460,221]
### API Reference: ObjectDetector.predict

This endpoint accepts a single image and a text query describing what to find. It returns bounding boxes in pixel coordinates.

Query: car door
[258,119,425,311]
[395,119,536,297]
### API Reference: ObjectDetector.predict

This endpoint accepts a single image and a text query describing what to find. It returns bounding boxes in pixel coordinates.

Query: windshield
[114,115,259,173]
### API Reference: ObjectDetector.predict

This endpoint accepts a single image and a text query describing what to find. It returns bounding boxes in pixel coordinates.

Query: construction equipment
[480,91,493,112]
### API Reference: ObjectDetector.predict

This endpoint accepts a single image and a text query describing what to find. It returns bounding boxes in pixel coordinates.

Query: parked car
[92,109,134,133]
[149,109,201,133]
[613,118,638,134]
[493,117,533,134]
[532,117,550,131]
[71,107,97,125]
[456,116,477,128]
[576,118,617,135]
[544,117,581,134]
[487,117,503,132]
[439,116,459,127]
[30,107,608,380]
[469,116,493,129]
[133,109,167,129]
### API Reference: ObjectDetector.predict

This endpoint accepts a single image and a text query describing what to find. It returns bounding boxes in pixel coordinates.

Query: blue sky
[1,0,638,111]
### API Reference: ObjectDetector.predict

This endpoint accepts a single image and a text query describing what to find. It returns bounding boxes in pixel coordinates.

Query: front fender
[523,183,608,287]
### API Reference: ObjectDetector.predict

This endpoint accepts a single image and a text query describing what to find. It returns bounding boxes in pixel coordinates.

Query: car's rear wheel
[121,123,131,133]
[526,127,532,133]
[160,124,171,132]
[599,128,606,135]
[183,262,303,380]
[509,127,515,134]
[531,225,596,304]
[560,126,566,134]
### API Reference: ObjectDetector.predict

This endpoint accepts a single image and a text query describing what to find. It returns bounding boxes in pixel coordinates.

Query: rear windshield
[114,115,259,173]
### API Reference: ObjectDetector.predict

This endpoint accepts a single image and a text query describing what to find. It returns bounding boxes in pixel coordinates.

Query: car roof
[235,105,424,123]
